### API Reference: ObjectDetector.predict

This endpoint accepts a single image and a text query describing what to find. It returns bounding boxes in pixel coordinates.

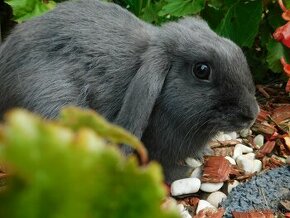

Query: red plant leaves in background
[279,0,290,21]
[273,0,290,48]
[274,0,290,92]
[273,22,290,48]
[286,79,290,92]
[280,57,290,92]
[280,57,290,77]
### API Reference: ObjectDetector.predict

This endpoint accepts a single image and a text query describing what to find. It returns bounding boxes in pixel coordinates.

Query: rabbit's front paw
[163,164,194,183]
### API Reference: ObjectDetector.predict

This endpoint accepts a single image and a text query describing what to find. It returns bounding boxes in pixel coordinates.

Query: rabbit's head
[115,17,259,164]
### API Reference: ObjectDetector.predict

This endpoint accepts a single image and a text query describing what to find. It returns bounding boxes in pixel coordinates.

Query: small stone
[236,154,262,174]
[206,191,227,208]
[223,134,232,141]
[181,210,192,218]
[227,132,238,140]
[233,146,243,160]
[200,182,224,193]
[253,134,264,147]
[252,159,262,173]
[236,156,254,174]
[227,180,239,193]
[243,153,255,160]
[236,143,253,153]
[185,158,202,168]
[233,144,253,159]
[190,166,202,179]
[240,129,251,138]
[196,200,216,214]
[171,178,201,196]
[225,156,236,165]
[177,204,185,213]
[236,138,243,142]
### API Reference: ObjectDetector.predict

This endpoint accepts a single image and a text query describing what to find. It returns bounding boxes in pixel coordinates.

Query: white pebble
[227,180,239,193]
[206,191,227,208]
[232,146,243,160]
[233,144,253,159]
[181,210,192,218]
[236,156,254,174]
[240,129,252,138]
[236,138,243,142]
[185,158,202,168]
[200,182,224,193]
[227,132,238,140]
[177,204,185,213]
[243,153,255,160]
[190,166,202,179]
[225,156,236,165]
[223,134,232,141]
[253,134,264,147]
[236,154,262,174]
[236,143,253,153]
[252,159,262,173]
[196,200,216,214]
[171,178,201,196]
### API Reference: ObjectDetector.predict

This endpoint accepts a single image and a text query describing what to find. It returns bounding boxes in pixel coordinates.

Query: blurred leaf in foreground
[0,107,179,218]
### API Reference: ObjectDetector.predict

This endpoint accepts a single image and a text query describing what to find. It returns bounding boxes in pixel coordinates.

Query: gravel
[221,166,290,217]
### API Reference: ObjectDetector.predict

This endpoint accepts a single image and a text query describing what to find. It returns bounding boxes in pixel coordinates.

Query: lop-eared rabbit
[0,0,259,182]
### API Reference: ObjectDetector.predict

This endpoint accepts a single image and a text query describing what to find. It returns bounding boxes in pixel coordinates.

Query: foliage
[2,0,290,82]
[0,107,179,218]
[4,0,56,22]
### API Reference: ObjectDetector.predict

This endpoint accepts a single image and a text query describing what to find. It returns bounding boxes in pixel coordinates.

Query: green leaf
[201,4,225,30]
[159,0,205,17]
[207,0,223,9]
[244,48,268,83]
[4,0,56,22]
[124,0,150,16]
[267,2,286,29]
[141,1,166,24]
[284,0,290,8]
[266,39,290,73]
[0,108,180,218]
[216,0,263,47]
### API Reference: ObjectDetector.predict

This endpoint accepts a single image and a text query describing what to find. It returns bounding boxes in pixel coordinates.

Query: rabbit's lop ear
[114,48,170,139]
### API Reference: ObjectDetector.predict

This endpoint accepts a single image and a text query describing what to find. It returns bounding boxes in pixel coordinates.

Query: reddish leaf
[280,57,290,77]
[262,156,284,169]
[180,197,200,207]
[255,141,276,159]
[232,210,274,218]
[273,22,290,48]
[279,0,290,21]
[286,78,290,93]
[202,156,232,183]
[272,104,290,123]
[251,122,276,135]
[256,109,271,122]
[195,208,225,218]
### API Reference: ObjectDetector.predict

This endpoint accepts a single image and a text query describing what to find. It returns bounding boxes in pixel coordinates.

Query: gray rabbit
[0,0,259,182]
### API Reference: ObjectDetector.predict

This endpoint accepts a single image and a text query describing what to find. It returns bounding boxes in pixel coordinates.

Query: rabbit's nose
[240,96,259,122]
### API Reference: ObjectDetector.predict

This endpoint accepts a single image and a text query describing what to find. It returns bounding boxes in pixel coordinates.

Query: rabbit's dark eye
[192,63,211,80]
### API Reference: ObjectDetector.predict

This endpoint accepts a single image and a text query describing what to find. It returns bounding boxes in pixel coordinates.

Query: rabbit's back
[0,0,151,118]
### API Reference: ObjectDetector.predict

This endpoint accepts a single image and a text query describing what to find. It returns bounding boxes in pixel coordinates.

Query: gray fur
[0,0,259,182]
